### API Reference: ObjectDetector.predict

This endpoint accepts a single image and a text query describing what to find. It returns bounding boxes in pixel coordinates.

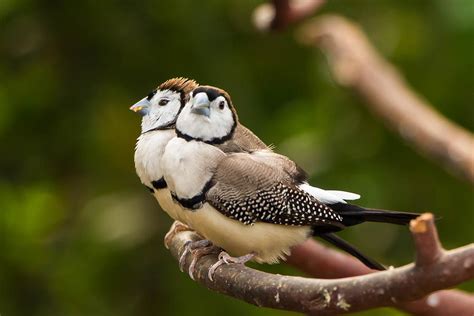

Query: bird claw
[188,245,220,280]
[178,239,215,279]
[208,251,255,282]
[164,221,191,249]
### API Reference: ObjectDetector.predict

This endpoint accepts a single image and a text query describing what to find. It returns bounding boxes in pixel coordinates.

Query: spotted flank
[210,182,343,226]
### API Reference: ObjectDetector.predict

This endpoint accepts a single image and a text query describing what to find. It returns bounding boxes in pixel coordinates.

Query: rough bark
[166,214,474,315]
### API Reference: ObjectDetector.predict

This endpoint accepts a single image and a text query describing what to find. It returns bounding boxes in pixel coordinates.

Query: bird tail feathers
[329,203,420,227]
[315,232,386,270]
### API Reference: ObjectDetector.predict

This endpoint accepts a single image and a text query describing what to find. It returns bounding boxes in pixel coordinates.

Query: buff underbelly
[154,189,188,223]
[181,203,311,264]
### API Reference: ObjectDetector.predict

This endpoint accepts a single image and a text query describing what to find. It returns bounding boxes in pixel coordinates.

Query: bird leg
[164,221,192,249]
[187,244,220,280]
[208,251,255,282]
[179,239,219,278]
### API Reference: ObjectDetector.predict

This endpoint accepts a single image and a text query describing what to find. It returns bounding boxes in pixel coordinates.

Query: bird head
[176,85,238,143]
[130,77,198,134]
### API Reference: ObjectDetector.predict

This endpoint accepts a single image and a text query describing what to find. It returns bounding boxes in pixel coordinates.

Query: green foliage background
[0,1,472,315]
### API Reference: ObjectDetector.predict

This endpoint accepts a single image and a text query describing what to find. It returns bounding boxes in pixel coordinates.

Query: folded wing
[206,152,345,230]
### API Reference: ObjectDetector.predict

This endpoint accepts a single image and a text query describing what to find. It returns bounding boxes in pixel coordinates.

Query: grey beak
[130,98,151,116]
[191,92,210,117]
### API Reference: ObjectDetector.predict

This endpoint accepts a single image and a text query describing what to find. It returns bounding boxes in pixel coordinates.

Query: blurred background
[0,0,473,315]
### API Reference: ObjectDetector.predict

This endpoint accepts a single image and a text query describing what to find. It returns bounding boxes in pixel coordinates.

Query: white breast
[162,138,225,199]
[184,203,311,264]
[134,130,184,221]
[134,130,175,186]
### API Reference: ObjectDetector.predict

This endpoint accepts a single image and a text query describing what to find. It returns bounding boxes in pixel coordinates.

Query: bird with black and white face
[131,77,198,224]
[162,85,420,280]
[131,80,279,254]
[176,86,237,144]
[176,85,269,153]
[131,77,196,134]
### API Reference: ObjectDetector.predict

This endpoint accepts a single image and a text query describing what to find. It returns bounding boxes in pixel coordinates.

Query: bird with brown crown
[132,82,382,276]
[131,79,275,249]
[132,77,199,228]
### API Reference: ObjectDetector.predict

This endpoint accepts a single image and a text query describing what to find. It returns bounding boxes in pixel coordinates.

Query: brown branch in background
[296,15,474,183]
[253,0,325,31]
[288,215,474,315]
[252,3,474,314]
[166,213,474,315]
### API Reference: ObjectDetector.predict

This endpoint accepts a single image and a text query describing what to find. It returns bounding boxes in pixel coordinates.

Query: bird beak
[130,98,151,116]
[191,92,210,117]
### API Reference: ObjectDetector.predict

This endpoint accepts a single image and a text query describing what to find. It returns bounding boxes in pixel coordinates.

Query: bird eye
[219,101,225,110]
[158,99,169,106]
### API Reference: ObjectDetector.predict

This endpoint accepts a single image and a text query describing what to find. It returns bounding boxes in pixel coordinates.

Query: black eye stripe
[146,90,157,101]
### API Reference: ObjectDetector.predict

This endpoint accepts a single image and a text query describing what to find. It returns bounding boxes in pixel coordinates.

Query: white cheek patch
[155,102,181,127]
[176,103,235,142]
[141,90,183,132]
[208,107,234,139]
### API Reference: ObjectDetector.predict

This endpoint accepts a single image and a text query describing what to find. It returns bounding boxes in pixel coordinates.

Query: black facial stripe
[175,104,237,144]
[179,91,186,108]
[151,178,167,189]
[146,90,157,101]
[175,119,237,145]
[141,120,176,134]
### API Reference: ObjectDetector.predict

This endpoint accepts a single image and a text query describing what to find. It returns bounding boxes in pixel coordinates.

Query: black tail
[316,233,386,270]
[329,203,420,227]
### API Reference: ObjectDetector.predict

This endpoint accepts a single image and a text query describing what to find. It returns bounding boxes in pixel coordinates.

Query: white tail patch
[299,183,360,204]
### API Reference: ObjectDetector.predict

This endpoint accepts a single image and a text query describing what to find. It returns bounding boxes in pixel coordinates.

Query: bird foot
[188,244,220,280]
[179,239,218,279]
[208,251,255,282]
[164,221,191,249]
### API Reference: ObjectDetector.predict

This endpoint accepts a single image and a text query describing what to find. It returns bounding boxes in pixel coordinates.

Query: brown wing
[217,124,268,153]
[206,152,344,229]
[217,124,308,182]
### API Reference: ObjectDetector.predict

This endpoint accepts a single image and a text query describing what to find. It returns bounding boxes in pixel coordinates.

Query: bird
[130,78,275,252]
[131,77,199,227]
[161,85,420,280]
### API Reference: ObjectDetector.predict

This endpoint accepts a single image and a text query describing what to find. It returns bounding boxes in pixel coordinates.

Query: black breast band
[170,179,215,210]
[151,177,167,189]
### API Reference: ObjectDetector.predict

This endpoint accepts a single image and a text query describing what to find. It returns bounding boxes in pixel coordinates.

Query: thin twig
[410,213,444,266]
[296,15,474,183]
[166,213,474,315]
[253,0,325,31]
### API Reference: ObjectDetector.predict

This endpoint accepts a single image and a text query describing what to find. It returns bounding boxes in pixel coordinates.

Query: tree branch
[253,0,325,31]
[166,213,474,315]
[249,4,474,313]
[287,216,474,315]
[296,15,474,183]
